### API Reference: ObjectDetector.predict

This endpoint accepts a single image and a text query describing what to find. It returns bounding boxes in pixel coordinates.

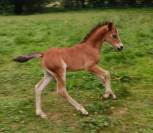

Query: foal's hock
[14,21,123,118]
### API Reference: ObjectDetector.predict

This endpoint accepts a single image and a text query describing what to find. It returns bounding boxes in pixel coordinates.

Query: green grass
[0,8,153,133]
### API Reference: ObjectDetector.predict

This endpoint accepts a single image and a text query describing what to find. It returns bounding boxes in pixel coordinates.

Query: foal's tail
[13,52,43,63]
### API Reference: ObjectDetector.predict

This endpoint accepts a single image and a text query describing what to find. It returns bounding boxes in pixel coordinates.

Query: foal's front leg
[88,65,116,99]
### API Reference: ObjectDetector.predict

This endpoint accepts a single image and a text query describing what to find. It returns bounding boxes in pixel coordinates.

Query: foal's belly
[65,57,97,71]
[65,58,85,71]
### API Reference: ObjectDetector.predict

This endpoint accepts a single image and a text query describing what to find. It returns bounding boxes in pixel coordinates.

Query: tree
[24,0,47,13]
[11,0,50,14]
[79,0,85,8]
[143,0,153,6]
[108,0,117,7]
[129,0,137,6]
[89,0,105,8]
[12,0,25,14]
[0,0,13,13]
[63,0,72,8]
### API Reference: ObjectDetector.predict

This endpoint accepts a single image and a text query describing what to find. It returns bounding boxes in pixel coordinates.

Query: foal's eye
[112,34,117,39]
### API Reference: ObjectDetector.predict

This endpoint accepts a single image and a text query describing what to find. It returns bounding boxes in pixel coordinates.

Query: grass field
[0,8,153,133]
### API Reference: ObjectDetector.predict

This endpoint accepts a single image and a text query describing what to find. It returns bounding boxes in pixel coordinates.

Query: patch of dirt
[111,107,128,117]
[48,112,62,121]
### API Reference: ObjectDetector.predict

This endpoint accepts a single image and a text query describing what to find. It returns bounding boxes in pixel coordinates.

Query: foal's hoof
[112,94,117,100]
[36,111,47,119]
[101,93,117,100]
[81,109,89,115]
[40,113,48,119]
[78,107,89,115]
[101,93,110,100]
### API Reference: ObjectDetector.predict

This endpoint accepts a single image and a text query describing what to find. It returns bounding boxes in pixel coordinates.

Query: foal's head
[104,22,123,51]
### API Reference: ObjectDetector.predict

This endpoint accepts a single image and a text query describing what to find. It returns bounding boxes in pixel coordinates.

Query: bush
[0,0,50,14]
[63,0,153,8]
[0,0,13,13]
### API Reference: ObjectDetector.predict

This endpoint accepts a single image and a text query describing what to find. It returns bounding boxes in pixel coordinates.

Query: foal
[14,21,123,118]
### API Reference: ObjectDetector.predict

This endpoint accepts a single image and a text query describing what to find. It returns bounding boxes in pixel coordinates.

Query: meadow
[0,8,153,133]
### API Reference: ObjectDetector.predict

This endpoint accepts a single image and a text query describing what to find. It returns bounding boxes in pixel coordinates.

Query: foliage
[0,0,13,13]
[23,0,50,13]
[0,0,51,14]
[1,0,153,14]
[63,0,153,8]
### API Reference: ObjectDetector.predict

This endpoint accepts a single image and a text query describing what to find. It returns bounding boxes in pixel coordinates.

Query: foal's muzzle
[117,46,123,51]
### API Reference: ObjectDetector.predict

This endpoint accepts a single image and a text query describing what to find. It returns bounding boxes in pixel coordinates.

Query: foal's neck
[83,26,108,50]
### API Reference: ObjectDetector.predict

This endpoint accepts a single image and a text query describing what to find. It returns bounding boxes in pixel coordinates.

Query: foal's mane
[81,21,110,43]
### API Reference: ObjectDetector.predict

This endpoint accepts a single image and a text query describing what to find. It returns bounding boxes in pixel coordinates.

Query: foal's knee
[103,71,110,82]
[105,71,110,78]
[35,85,42,94]
[57,88,67,98]
[35,84,39,90]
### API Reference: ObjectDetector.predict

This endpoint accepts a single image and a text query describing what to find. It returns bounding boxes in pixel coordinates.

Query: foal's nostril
[117,46,123,51]
[120,46,123,50]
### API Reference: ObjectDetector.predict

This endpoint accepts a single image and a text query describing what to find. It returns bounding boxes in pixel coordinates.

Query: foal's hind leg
[88,65,116,99]
[35,71,52,118]
[48,68,88,115]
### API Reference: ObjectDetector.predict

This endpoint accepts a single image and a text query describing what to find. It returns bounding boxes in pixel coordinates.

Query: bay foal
[14,22,123,118]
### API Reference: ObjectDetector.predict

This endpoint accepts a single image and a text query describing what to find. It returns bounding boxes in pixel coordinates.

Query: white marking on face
[116,43,123,48]
[115,29,123,48]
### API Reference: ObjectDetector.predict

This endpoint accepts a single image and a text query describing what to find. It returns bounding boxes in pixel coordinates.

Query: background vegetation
[0,8,153,133]
[0,0,153,14]
[63,0,153,8]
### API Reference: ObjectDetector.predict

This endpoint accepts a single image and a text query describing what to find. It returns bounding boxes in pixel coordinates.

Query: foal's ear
[108,22,113,31]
